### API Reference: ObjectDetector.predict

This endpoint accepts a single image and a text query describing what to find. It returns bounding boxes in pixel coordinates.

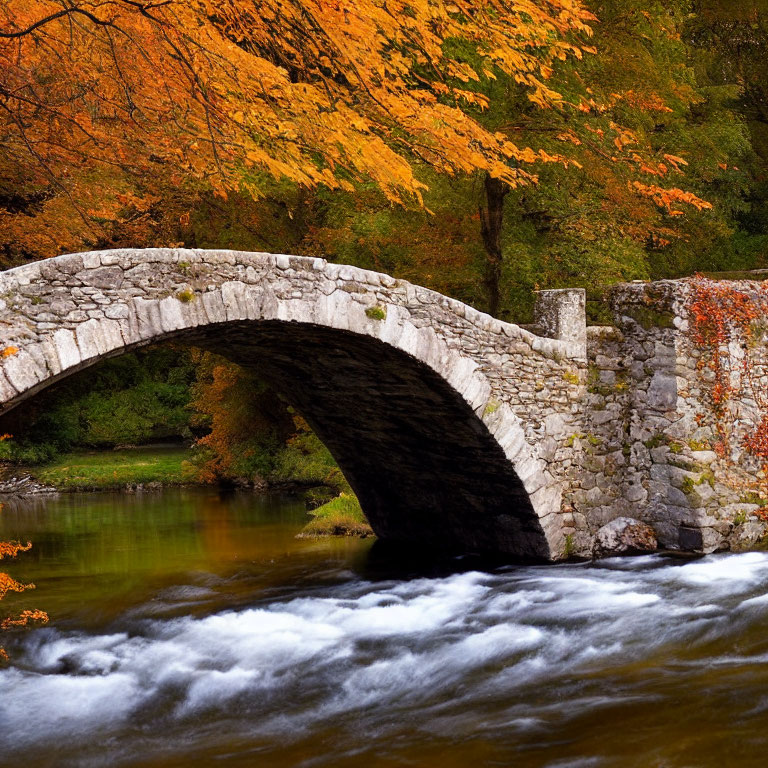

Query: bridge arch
[0,249,583,559]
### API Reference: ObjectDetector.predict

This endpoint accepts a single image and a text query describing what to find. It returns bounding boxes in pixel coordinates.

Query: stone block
[53,329,81,370]
[647,372,677,410]
[533,288,587,360]
[3,349,44,392]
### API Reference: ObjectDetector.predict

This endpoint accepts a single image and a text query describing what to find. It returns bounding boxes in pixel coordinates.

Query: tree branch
[0,8,113,38]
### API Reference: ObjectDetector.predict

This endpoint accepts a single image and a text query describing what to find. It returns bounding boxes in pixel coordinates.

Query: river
[2,488,768,767]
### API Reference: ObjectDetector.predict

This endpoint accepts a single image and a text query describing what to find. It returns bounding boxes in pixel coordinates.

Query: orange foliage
[0,0,596,258]
[2,609,49,630]
[0,347,19,358]
[631,182,713,216]
[0,541,32,562]
[0,526,47,660]
[187,352,295,483]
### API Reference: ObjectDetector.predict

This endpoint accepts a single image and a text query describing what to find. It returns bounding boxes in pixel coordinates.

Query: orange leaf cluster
[0,539,46,660]
[0,347,19,358]
[0,541,32,561]
[0,571,31,602]
[631,182,713,216]
[1,609,49,630]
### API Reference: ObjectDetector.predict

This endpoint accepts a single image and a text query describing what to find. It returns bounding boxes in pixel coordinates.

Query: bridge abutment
[565,277,768,555]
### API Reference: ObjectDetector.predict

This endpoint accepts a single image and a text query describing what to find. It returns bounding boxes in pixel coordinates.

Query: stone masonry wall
[569,278,768,555]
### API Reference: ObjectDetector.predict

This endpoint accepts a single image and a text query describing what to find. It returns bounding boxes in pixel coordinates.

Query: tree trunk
[479,172,509,318]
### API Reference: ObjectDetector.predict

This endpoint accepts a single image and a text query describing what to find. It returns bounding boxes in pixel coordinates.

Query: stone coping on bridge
[0,249,586,363]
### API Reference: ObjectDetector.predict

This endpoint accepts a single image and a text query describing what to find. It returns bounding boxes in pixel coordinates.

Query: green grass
[297,492,374,538]
[32,446,192,491]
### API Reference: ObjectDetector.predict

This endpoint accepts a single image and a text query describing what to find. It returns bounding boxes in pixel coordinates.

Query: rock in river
[594,517,657,557]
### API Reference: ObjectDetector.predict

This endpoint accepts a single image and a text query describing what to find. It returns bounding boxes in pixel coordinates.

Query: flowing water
[3,489,768,767]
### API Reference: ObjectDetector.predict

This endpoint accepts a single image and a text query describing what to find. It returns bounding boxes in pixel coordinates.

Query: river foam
[5,552,768,766]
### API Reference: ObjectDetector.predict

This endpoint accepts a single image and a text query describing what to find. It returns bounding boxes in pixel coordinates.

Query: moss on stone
[565,432,585,448]
[739,492,768,507]
[681,476,696,495]
[176,289,195,303]
[365,305,386,321]
[624,306,675,330]
[644,433,667,449]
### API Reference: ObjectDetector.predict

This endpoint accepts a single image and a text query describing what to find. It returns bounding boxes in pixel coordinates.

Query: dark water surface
[2,489,768,767]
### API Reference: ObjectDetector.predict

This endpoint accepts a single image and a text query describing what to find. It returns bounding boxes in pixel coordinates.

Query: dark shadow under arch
[6,320,549,558]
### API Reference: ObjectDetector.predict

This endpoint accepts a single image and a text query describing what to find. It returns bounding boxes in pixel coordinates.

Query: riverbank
[4,445,372,539]
[21,445,191,492]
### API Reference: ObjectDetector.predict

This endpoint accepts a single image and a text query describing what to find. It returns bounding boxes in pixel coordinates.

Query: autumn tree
[298,0,753,322]
[0,0,600,265]
[186,352,295,485]
[442,0,751,314]
[685,0,768,267]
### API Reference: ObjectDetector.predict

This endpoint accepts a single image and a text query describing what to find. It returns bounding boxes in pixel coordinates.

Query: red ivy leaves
[688,276,768,471]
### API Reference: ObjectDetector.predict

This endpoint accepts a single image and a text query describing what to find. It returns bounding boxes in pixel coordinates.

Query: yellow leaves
[611,125,637,152]
[516,147,540,164]
[0,0,599,224]
[1,609,49,630]
[446,61,480,83]
[631,181,713,215]
[663,154,688,171]
[0,536,46,663]
[0,571,31,601]
[614,90,673,114]
[0,347,18,358]
[557,132,582,146]
[537,149,566,165]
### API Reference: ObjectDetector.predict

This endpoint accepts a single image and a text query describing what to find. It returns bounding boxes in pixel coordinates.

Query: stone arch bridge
[2,249,765,559]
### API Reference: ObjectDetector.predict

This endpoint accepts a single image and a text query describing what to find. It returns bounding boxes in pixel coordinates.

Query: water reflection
[0,488,372,627]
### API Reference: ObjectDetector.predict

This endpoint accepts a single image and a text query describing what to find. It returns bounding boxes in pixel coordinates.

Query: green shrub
[298,493,373,537]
